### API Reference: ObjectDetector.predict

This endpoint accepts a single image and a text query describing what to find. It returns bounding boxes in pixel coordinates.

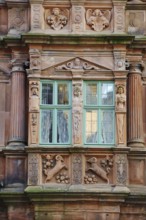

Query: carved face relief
[86,9,112,31]
[45,8,69,30]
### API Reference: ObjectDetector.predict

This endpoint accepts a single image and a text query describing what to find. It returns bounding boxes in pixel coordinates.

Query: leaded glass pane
[101,83,114,105]
[86,84,97,105]
[58,84,69,105]
[57,110,69,143]
[42,83,53,104]
[86,110,98,143]
[41,110,53,143]
[100,110,114,144]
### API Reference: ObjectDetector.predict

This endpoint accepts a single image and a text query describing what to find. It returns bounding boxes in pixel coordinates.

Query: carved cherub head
[52,8,60,16]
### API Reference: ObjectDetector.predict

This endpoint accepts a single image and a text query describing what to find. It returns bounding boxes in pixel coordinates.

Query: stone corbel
[112,0,127,33]
[113,47,127,71]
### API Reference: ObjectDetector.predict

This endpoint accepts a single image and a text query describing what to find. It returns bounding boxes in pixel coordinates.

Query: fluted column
[8,62,26,146]
[128,63,144,147]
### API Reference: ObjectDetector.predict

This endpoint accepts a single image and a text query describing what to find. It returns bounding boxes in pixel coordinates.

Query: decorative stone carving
[114,52,126,70]
[56,172,70,184]
[29,49,41,70]
[72,6,85,32]
[8,8,28,35]
[127,11,145,35]
[56,58,100,70]
[116,85,126,112]
[85,156,113,184]
[45,8,69,30]
[72,81,83,145]
[86,9,112,31]
[113,4,125,33]
[31,4,43,30]
[84,174,98,184]
[42,154,68,183]
[29,113,39,144]
[115,154,127,185]
[28,154,40,185]
[72,154,82,184]
[29,81,40,112]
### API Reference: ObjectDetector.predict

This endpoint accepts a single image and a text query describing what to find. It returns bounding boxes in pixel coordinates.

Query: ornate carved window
[84,81,115,145]
[40,80,72,145]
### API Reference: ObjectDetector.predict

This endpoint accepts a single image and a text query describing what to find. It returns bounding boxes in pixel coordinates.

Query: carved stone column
[8,62,26,146]
[112,0,127,33]
[128,63,144,147]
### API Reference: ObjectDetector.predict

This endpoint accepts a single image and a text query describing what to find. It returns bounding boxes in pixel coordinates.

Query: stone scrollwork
[56,58,100,70]
[45,8,69,30]
[86,9,112,31]
[85,156,113,184]
[42,154,68,183]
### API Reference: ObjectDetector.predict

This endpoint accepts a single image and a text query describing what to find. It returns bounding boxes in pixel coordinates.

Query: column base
[7,139,26,149]
[128,140,145,148]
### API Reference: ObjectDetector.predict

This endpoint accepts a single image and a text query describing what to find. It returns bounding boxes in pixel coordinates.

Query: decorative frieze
[42,154,69,184]
[86,9,112,32]
[45,8,69,31]
[8,8,28,35]
[85,156,113,184]
[28,154,40,185]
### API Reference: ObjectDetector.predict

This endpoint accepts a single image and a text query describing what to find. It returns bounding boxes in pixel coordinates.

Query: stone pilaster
[128,63,144,147]
[8,61,26,146]
[112,0,127,33]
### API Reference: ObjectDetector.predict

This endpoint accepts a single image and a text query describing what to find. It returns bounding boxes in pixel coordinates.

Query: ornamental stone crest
[86,9,112,31]
[45,8,69,30]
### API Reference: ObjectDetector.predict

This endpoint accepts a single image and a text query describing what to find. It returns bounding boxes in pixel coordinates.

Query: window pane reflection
[86,110,98,143]
[58,84,69,105]
[101,83,114,105]
[86,84,97,105]
[41,110,53,143]
[57,110,69,143]
[42,83,53,104]
[101,110,114,144]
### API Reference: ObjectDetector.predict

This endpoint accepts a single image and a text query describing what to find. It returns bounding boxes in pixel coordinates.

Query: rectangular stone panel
[129,159,145,185]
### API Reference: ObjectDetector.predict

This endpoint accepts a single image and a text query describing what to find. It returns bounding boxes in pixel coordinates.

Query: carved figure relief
[128,11,144,35]
[115,154,127,185]
[42,154,68,183]
[8,8,28,34]
[116,85,126,111]
[45,8,69,30]
[29,49,41,70]
[28,154,39,185]
[72,154,82,184]
[86,9,112,31]
[56,58,100,70]
[85,156,113,184]
[29,81,40,112]
[73,110,81,144]
[73,83,82,98]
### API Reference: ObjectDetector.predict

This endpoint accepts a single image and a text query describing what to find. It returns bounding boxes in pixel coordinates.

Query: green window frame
[40,80,72,145]
[84,81,115,146]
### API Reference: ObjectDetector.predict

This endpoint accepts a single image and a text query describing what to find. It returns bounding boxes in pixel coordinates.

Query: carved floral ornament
[86,9,112,31]
[45,8,69,30]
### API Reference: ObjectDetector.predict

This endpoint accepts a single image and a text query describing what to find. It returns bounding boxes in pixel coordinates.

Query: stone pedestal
[8,62,26,146]
[128,63,144,147]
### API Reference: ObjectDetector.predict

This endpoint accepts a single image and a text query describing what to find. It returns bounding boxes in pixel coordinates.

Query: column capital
[127,62,144,74]
[9,59,26,73]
